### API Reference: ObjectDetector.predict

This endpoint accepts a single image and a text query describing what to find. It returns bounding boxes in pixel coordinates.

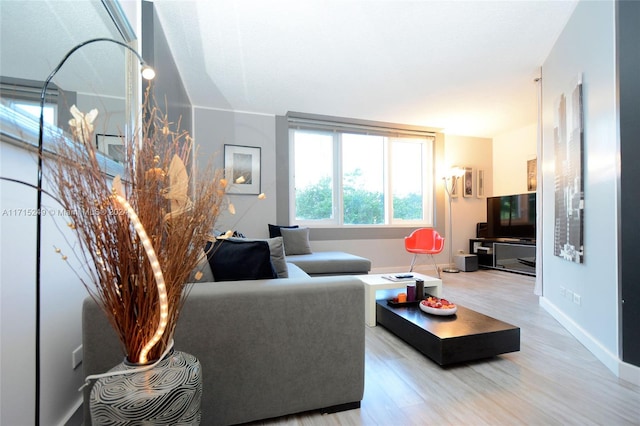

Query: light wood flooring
[256,269,640,426]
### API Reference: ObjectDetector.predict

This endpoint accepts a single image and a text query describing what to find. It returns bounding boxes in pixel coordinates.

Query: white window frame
[289,123,435,228]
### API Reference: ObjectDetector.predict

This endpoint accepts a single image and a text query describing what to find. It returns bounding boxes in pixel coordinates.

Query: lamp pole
[442,174,460,273]
[33,38,153,423]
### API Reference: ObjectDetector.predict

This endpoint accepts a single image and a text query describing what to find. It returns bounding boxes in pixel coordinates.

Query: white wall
[1,141,87,425]
[493,123,537,196]
[539,0,622,376]
[0,142,37,424]
[193,108,278,238]
[444,134,493,257]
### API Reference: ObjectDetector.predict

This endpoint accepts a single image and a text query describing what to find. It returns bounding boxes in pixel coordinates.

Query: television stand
[469,238,536,276]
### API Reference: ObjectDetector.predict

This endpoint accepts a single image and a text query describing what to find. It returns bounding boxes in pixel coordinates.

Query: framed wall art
[96,134,125,163]
[553,74,584,263]
[476,169,485,198]
[527,158,537,191]
[224,144,261,195]
[463,167,473,198]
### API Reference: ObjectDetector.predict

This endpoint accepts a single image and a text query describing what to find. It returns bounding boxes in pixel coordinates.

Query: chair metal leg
[429,254,441,278]
[409,254,417,272]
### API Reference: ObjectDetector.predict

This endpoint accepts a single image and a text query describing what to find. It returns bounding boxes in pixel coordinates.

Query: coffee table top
[358,272,441,287]
[376,297,519,340]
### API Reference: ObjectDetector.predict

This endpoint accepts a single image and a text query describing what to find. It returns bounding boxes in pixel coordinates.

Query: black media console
[469,238,536,276]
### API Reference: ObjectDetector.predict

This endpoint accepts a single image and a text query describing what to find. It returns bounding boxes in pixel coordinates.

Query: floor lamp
[32,38,153,423]
[442,167,465,273]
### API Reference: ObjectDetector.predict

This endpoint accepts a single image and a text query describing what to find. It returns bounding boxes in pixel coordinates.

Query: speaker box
[476,222,488,238]
[455,254,478,272]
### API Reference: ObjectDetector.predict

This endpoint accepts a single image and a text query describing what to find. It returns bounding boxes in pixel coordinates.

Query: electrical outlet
[72,345,83,370]
[573,293,581,305]
[560,286,566,297]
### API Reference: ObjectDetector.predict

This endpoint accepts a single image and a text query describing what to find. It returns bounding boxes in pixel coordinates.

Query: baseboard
[370,266,407,274]
[60,396,83,426]
[370,265,442,275]
[619,355,640,385]
[540,297,640,387]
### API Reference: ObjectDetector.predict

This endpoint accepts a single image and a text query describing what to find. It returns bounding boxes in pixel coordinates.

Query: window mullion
[335,132,343,225]
[422,142,431,219]
[384,137,393,224]
[288,128,297,222]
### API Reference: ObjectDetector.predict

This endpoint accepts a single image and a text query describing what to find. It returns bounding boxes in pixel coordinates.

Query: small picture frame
[463,167,473,198]
[476,169,485,198]
[527,158,537,191]
[96,134,125,163]
[224,144,261,195]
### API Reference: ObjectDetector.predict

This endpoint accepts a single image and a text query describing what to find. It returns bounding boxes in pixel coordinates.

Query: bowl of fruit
[419,296,457,316]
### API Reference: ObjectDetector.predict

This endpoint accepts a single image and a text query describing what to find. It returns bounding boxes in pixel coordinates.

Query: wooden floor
[256,269,640,426]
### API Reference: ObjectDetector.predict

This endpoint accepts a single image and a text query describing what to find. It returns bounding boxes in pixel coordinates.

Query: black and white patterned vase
[89,350,202,425]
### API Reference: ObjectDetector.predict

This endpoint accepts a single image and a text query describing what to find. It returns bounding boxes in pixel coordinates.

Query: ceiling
[151,0,578,138]
[0,1,126,98]
[0,0,578,139]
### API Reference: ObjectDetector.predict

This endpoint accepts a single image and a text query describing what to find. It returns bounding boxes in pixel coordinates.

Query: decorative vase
[89,350,202,425]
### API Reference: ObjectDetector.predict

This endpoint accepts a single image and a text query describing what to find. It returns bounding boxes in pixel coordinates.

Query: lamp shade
[142,66,156,80]
[448,166,465,178]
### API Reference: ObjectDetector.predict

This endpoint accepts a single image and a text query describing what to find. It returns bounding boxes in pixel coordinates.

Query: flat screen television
[486,193,536,241]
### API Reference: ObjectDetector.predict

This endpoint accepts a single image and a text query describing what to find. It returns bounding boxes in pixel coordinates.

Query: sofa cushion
[280,227,312,255]
[268,223,299,238]
[286,251,371,276]
[229,236,289,278]
[205,239,277,281]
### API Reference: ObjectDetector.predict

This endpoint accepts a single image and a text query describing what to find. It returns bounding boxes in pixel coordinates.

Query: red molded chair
[404,228,445,278]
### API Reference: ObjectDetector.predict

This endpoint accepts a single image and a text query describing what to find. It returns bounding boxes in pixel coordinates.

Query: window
[290,121,435,227]
[1,77,64,128]
[11,100,56,125]
[1,77,124,177]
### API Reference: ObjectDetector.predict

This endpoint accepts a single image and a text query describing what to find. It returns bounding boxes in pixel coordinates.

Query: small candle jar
[406,283,416,302]
[397,293,407,303]
[416,279,424,300]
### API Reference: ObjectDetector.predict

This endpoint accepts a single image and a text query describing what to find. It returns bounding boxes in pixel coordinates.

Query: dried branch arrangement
[49,90,226,364]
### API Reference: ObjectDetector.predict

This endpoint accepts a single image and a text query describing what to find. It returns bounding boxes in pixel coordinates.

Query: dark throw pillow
[268,224,299,238]
[228,236,289,278]
[205,239,277,282]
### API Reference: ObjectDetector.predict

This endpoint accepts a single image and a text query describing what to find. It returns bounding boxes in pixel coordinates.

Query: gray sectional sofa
[82,264,366,425]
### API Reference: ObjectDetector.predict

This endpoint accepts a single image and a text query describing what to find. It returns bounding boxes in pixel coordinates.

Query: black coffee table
[376,297,520,366]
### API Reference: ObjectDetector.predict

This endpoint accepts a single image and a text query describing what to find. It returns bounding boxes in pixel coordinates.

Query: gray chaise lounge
[286,251,372,276]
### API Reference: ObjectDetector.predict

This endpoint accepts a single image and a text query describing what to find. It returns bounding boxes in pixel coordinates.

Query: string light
[112,193,168,364]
